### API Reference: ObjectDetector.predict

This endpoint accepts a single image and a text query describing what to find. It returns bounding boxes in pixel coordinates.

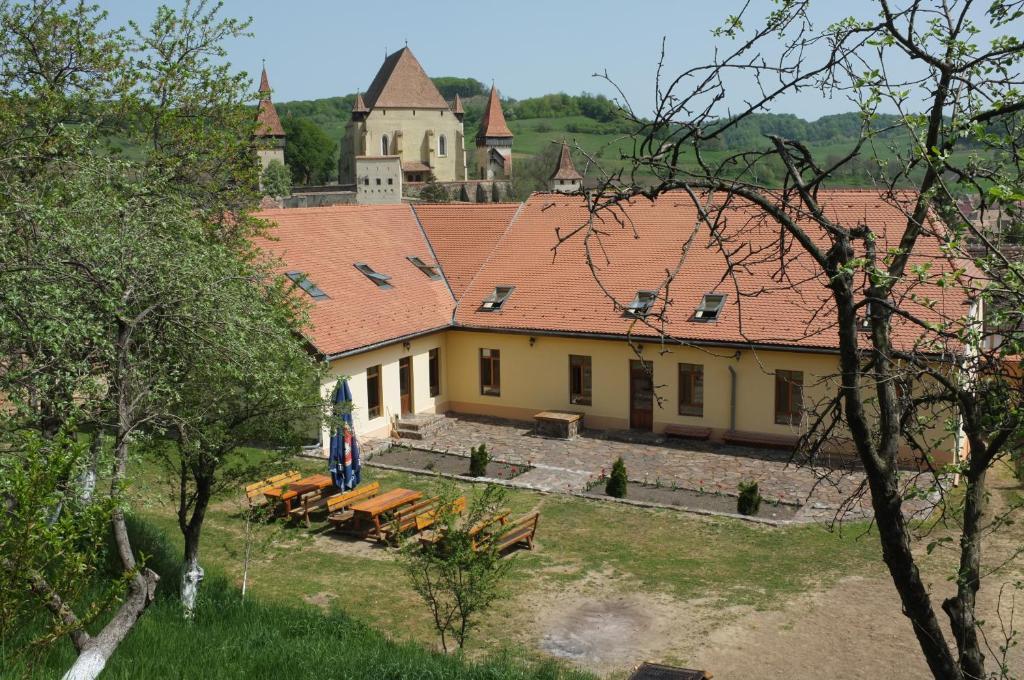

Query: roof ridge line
[454,199,526,312]
[409,204,458,308]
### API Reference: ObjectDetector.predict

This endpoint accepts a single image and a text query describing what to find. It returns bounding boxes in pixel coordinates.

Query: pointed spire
[352,92,369,113]
[255,65,285,137]
[550,140,583,181]
[476,84,513,142]
[451,93,464,117]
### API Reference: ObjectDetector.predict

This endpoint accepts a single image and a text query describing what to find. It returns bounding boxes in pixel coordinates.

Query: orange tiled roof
[255,67,285,137]
[476,85,513,140]
[363,47,449,110]
[254,205,454,357]
[453,191,974,353]
[414,203,521,299]
[550,141,583,181]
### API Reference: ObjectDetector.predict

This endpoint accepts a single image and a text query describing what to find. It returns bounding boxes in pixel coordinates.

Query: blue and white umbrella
[328,379,361,491]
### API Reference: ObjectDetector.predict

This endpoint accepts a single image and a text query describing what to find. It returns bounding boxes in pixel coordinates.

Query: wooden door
[399,357,413,416]
[629,360,653,431]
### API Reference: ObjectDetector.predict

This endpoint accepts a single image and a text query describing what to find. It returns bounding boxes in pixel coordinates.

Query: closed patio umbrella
[328,379,361,491]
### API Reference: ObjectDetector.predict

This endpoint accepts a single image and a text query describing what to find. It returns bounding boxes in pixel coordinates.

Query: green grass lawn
[5,452,891,678]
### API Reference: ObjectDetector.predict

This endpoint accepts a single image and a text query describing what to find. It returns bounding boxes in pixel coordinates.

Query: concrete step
[395,413,451,439]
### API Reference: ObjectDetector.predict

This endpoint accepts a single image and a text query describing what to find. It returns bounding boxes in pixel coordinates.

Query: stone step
[395,427,427,440]
[395,413,451,438]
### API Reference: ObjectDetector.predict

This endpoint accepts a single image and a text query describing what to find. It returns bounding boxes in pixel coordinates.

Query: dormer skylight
[480,286,514,312]
[286,271,329,301]
[624,290,657,318]
[354,263,393,289]
[694,293,725,321]
[407,256,442,280]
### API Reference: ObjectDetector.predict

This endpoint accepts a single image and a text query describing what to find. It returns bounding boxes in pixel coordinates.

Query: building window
[363,177,369,186]
[678,363,704,417]
[285,271,329,301]
[694,293,726,321]
[375,178,381,185]
[366,365,382,419]
[381,134,389,155]
[480,286,514,312]
[438,134,447,157]
[407,256,442,280]
[569,355,592,406]
[625,290,656,318]
[354,262,393,289]
[774,370,803,425]
[480,348,500,396]
[388,178,394,185]
[429,348,440,397]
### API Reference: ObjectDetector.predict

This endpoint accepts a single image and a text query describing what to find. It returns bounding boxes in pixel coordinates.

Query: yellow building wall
[341,109,465,183]
[443,330,958,462]
[320,331,449,451]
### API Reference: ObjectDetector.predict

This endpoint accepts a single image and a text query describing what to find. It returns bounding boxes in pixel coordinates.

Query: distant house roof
[414,203,520,299]
[362,47,450,110]
[550,142,583,181]
[476,85,514,141]
[253,205,454,357]
[255,67,285,138]
[402,161,432,174]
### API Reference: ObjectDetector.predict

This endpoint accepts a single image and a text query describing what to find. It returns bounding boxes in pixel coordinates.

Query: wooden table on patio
[262,474,334,513]
[348,488,422,541]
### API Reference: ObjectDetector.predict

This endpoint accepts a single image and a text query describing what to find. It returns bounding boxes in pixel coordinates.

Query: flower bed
[584,480,802,520]
[371,446,532,480]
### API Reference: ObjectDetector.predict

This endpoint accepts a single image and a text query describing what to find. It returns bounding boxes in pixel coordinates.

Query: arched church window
[381,135,389,155]
[438,134,447,157]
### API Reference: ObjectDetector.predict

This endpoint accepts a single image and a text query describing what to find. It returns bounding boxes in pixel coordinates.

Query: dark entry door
[629,360,653,431]
[399,357,413,416]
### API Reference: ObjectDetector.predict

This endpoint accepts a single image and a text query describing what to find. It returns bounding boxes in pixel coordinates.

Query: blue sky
[99,0,887,118]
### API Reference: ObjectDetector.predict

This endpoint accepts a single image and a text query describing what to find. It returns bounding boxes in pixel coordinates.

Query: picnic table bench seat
[325,482,381,529]
[418,509,510,550]
[379,496,466,543]
[244,470,300,507]
[663,424,713,441]
[722,429,800,451]
[490,512,540,554]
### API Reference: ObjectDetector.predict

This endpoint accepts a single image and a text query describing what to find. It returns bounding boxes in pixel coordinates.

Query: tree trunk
[179,465,212,619]
[78,434,101,505]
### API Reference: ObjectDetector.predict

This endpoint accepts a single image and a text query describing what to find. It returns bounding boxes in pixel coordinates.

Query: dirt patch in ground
[372,447,532,480]
[584,481,802,521]
[303,591,337,611]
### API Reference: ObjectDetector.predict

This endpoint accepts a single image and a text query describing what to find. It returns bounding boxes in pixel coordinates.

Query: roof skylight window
[354,263,393,289]
[480,286,514,312]
[694,293,726,321]
[407,256,442,280]
[624,290,657,318]
[286,271,329,301]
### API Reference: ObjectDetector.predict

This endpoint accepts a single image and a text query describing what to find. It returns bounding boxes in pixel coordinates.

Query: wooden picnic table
[262,474,334,513]
[349,487,422,540]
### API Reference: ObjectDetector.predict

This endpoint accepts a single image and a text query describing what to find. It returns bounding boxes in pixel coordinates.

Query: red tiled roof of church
[255,67,285,137]
[550,142,583,181]
[476,85,513,141]
[363,47,449,110]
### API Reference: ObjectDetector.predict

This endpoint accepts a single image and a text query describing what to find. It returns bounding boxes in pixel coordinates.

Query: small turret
[548,141,583,193]
[254,65,286,177]
[451,94,464,122]
[475,84,513,180]
[352,92,369,120]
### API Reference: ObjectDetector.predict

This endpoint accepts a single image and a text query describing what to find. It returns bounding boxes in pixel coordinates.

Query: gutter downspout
[728,365,737,432]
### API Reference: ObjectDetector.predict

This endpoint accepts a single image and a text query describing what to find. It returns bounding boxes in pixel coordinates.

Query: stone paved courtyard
[378,414,943,523]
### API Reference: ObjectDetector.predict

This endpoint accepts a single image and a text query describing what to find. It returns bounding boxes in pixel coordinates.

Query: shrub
[737,480,762,515]
[261,159,291,197]
[606,457,627,498]
[469,443,490,477]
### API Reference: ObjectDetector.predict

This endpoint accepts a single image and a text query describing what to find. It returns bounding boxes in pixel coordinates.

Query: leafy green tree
[419,176,452,203]
[431,76,485,100]
[282,116,336,185]
[261,159,291,197]
[400,482,512,652]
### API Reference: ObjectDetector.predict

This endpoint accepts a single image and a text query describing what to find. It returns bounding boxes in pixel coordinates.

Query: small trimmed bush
[606,457,628,498]
[468,443,490,477]
[737,480,762,516]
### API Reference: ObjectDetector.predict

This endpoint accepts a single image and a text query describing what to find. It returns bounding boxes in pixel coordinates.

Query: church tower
[548,140,582,193]
[254,66,286,173]
[475,85,513,180]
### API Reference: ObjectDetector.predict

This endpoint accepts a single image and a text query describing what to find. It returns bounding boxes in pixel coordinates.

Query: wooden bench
[325,482,381,529]
[381,496,466,542]
[722,430,800,451]
[244,470,300,507]
[533,411,583,439]
[664,424,713,441]
[490,512,539,554]
[418,509,510,549]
